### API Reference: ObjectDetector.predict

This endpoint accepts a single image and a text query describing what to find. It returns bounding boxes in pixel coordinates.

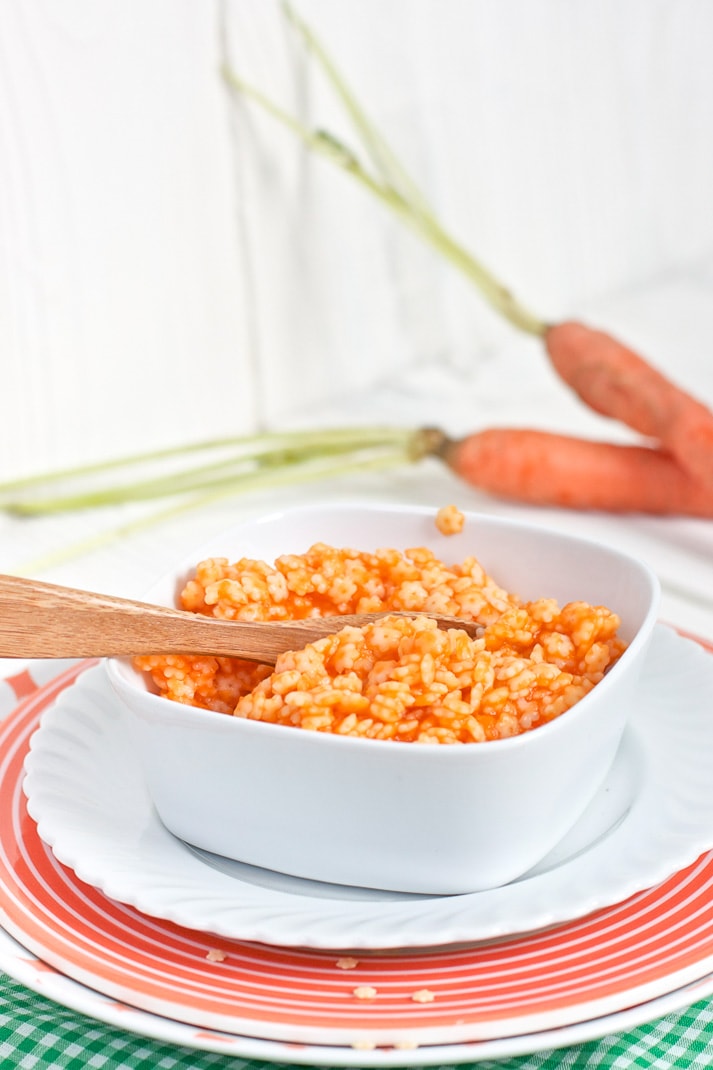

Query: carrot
[545,321,713,491]
[425,427,713,516]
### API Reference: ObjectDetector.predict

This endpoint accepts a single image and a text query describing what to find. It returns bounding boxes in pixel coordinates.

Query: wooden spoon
[0,573,482,665]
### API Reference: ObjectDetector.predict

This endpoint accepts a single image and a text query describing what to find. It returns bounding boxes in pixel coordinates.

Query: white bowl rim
[106,500,661,755]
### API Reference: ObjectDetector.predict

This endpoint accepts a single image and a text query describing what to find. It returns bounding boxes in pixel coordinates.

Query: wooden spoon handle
[0,574,481,664]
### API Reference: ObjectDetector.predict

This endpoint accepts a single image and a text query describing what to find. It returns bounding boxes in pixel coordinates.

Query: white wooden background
[1,0,713,640]
[2,0,713,479]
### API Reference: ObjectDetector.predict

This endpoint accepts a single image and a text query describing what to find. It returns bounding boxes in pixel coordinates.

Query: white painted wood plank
[1,0,712,486]
[224,0,713,405]
[0,0,253,481]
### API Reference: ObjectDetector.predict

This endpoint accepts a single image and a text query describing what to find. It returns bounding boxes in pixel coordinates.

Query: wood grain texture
[1,0,712,483]
[0,0,253,480]
[223,0,713,405]
[0,572,481,661]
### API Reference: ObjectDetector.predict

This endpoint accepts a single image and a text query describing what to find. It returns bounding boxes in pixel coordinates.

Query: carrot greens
[0,427,413,515]
[223,2,547,338]
[5,4,713,573]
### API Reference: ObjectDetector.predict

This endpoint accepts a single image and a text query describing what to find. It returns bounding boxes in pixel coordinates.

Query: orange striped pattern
[2,660,713,1046]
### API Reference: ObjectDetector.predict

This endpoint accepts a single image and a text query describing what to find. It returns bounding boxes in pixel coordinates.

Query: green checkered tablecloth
[2,975,713,1070]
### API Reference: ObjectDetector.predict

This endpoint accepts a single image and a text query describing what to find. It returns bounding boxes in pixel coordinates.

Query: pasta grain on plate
[136,540,625,743]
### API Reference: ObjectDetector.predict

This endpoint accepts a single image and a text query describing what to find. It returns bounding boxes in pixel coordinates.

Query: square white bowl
[107,502,660,895]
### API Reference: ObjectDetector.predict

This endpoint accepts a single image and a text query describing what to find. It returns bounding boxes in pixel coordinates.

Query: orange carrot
[429,427,713,516]
[545,321,713,491]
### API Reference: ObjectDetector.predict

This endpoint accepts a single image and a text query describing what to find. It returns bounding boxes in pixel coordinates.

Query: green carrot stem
[13,445,413,575]
[0,435,243,497]
[1,427,411,513]
[224,10,547,338]
[9,439,405,515]
[281,1,433,220]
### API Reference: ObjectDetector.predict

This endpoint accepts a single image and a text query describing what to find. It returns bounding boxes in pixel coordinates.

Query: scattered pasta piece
[205,949,226,963]
[352,985,378,1000]
[435,504,465,535]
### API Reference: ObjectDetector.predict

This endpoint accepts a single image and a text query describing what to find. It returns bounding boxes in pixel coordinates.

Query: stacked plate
[2,625,713,1066]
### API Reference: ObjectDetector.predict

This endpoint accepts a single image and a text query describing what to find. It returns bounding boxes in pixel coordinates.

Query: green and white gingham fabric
[2,976,713,1070]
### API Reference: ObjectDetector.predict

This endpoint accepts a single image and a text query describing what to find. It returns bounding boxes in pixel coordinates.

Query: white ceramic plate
[23,625,713,950]
[4,655,713,1058]
[2,922,713,1067]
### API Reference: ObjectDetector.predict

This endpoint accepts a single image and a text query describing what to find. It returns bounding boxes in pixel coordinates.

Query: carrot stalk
[426,427,713,517]
[545,322,713,491]
[226,8,713,479]
[222,16,546,338]
[8,423,713,575]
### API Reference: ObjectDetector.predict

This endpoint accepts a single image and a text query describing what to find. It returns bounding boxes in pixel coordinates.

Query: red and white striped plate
[22,626,713,950]
[2,651,713,1051]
